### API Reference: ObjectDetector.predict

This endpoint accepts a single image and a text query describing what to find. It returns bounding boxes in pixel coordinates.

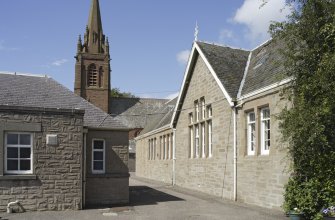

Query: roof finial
[194,21,199,42]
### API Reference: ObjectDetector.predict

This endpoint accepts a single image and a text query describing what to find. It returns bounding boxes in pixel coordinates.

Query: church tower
[74,0,110,113]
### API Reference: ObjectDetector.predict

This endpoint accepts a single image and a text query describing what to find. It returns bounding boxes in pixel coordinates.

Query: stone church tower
[74,0,110,113]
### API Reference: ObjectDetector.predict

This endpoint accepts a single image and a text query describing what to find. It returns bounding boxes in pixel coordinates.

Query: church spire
[85,0,105,54]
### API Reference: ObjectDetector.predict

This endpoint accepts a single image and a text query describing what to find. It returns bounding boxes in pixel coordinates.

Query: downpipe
[233,107,237,201]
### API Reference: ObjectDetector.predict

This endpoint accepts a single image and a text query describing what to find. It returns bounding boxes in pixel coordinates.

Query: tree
[110,88,136,98]
[270,1,335,219]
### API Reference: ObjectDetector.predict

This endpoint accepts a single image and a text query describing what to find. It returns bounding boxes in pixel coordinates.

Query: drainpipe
[172,128,176,186]
[233,107,237,201]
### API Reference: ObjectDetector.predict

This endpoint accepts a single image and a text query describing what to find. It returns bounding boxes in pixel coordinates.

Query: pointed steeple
[86,0,105,54]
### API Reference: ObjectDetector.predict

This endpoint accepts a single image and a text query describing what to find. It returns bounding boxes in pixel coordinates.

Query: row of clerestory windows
[148,133,174,160]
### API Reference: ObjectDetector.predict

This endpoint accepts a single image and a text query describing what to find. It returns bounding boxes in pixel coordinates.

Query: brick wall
[0,106,84,212]
[85,129,129,206]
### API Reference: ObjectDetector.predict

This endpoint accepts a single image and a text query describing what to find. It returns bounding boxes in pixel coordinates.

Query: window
[195,125,200,158]
[88,64,98,86]
[160,136,163,160]
[247,112,256,156]
[208,121,212,158]
[195,101,199,122]
[207,105,212,118]
[201,98,206,120]
[167,135,170,160]
[201,123,206,158]
[189,126,193,158]
[261,108,270,155]
[148,140,151,160]
[189,113,193,124]
[154,138,157,160]
[5,133,33,174]
[170,133,173,159]
[92,139,105,173]
[164,135,167,160]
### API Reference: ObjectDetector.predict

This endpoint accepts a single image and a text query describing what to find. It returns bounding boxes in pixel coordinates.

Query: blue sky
[0,0,290,99]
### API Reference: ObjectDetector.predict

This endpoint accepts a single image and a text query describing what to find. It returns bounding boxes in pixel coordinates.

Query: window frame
[4,132,33,175]
[195,124,200,158]
[92,139,105,174]
[201,98,206,120]
[201,123,206,158]
[260,108,270,155]
[208,120,213,158]
[247,112,256,156]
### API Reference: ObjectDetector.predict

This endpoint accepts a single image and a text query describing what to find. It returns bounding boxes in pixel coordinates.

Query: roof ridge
[0,71,49,78]
[251,38,272,51]
[197,40,249,52]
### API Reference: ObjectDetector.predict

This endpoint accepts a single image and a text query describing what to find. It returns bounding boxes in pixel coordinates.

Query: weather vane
[194,21,199,42]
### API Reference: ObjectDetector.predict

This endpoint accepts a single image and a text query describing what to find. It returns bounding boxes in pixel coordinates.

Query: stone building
[74,0,167,172]
[136,40,292,209]
[0,73,129,211]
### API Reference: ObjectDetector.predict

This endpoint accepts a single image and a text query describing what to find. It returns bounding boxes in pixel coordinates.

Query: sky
[0,0,291,99]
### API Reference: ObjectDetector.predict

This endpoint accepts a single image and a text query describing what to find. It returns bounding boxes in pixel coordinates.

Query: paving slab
[0,173,287,220]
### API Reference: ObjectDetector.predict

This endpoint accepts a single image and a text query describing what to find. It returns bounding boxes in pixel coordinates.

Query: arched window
[88,64,97,86]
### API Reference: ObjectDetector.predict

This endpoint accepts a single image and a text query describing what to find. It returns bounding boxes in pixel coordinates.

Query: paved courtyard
[0,174,287,220]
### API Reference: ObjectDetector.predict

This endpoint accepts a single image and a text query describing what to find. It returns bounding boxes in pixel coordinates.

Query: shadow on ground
[129,185,184,206]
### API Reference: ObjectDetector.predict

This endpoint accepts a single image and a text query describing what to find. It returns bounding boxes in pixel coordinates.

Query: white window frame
[189,113,193,124]
[167,135,170,160]
[201,98,206,120]
[195,125,200,158]
[92,139,105,174]
[261,108,270,155]
[247,112,256,156]
[189,126,194,158]
[164,135,167,160]
[5,132,33,175]
[208,121,213,158]
[201,123,206,158]
[207,105,212,118]
[195,101,199,122]
[154,138,157,160]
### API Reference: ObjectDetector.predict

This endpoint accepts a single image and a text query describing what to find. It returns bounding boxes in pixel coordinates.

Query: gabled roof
[172,39,289,128]
[197,42,250,98]
[140,97,177,135]
[110,97,168,129]
[0,72,127,130]
[239,39,286,97]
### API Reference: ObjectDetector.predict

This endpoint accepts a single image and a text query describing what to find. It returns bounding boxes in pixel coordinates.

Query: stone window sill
[0,175,37,180]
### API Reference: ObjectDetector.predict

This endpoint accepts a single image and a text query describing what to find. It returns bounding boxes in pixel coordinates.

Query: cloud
[219,29,234,42]
[51,59,68,66]
[165,92,179,100]
[233,0,291,44]
[176,50,191,65]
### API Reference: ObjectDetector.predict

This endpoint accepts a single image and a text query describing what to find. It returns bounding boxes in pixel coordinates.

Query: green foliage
[110,88,136,98]
[271,0,335,219]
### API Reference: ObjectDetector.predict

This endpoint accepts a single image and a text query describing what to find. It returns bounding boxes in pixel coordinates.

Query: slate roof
[197,42,250,98]
[0,73,127,130]
[241,39,286,96]
[110,97,168,129]
[140,97,177,135]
